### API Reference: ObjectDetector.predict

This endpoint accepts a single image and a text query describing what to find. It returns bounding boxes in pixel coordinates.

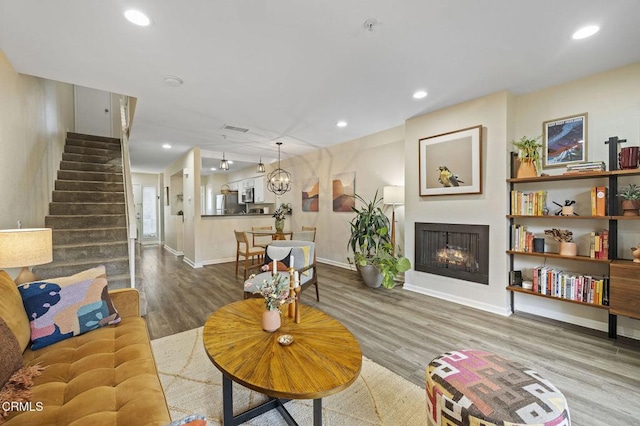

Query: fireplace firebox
[415,222,489,284]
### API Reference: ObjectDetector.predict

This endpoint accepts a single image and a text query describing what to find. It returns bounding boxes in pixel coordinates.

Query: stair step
[55,180,124,192]
[106,274,138,290]
[59,160,123,173]
[62,152,122,165]
[52,227,128,245]
[46,214,127,229]
[52,191,125,203]
[49,202,126,215]
[53,241,129,262]
[33,257,130,280]
[57,170,123,183]
[67,132,121,145]
[65,145,122,159]
[66,138,121,152]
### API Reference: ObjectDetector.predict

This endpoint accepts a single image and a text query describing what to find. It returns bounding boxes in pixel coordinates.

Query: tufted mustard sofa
[0,271,171,425]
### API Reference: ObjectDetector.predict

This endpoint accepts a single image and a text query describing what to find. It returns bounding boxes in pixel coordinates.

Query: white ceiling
[2,1,640,173]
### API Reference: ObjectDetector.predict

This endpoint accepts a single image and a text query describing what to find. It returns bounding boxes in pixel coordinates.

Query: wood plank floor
[141,245,640,426]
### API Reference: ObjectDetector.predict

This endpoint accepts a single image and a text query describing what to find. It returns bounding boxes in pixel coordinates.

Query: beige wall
[0,50,74,230]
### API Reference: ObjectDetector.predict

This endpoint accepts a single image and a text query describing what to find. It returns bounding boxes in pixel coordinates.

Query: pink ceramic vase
[262,309,281,332]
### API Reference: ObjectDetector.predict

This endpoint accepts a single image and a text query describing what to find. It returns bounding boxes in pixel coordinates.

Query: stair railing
[119,96,137,288]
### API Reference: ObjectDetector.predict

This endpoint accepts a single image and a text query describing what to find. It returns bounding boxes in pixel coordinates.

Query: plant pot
[262,309,281,332]
[516,160,537,179]
[357,264,383,288]
[559,242,578,257]
[621,200,640,216]
[275,219,285,232]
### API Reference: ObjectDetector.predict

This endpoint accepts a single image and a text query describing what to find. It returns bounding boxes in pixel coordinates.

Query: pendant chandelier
[220,152,229,171]
[256,157,265,173]
[267,142,291,195]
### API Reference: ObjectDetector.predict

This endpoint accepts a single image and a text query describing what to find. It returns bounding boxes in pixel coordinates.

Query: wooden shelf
[506,286,610,310]
[506,250,611,263]
[507,215,610,220]
[507,168,640,183]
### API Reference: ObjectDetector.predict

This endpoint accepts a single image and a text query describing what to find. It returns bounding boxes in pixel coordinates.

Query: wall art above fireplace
[415,222,489,285]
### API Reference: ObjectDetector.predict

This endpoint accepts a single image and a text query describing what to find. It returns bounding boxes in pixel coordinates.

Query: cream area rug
[151,327,428,425]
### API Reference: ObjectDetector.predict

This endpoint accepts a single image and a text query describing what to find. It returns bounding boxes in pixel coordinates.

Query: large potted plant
[512,135,542,178]
[347,191,411,288]
[619,183,640,216]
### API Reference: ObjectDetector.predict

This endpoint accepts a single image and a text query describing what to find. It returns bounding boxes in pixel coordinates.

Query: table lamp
[383,186,404,256]
[0,228,53,284]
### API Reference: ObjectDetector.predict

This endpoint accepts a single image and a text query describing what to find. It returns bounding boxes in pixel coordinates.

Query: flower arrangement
[272,203,291,221]
[244,272,291,311]
[544,228,573,243]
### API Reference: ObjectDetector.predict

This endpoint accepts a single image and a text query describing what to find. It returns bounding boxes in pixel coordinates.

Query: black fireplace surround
[415,222,489,285]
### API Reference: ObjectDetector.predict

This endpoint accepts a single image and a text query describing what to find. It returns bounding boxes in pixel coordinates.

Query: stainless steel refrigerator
[216,193,242,215]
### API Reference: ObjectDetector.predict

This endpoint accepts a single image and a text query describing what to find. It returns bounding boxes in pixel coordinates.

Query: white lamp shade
[0,228,53,268]
[383,186,404,205]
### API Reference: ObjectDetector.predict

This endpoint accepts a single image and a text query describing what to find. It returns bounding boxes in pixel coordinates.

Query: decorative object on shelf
[619,146,639,169]
[545,228,577,256]
[561,200,576,216]
[347,191,411,289]
[512,135,542,178]
[244,272,291,332]
[533,238,545,253]
[383,185,404,256]
[619,183,640,216]
[0,228,53,285]
[631,244,640,263]
[272,203,291,231]
[419,125,482,196]
[543,113,588,168]
[267,142,291,195]
[256,157,265,173]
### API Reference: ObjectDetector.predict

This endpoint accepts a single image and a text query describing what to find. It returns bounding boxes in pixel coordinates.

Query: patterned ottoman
[426,350,571,426]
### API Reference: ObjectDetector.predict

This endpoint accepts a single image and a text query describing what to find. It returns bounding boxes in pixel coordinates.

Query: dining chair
[251,225,273,249]
[291,226,316,242]
[234,230,266,280]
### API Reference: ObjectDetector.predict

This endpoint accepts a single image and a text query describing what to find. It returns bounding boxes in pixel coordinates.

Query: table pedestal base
[222,375,322,425]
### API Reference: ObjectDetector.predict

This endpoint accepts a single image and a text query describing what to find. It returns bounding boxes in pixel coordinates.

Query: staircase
[34,132,135,289]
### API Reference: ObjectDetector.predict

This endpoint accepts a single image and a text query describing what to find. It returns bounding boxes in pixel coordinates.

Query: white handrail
[119,96,137,288]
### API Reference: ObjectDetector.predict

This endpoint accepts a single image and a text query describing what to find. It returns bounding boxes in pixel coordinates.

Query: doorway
[133,184,160,245]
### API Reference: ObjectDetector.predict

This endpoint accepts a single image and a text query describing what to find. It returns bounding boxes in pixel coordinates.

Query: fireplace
[415,222,489,284]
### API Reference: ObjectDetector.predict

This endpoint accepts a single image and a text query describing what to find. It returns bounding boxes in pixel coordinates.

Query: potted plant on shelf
[512,135,542,178]
[544,228,577,256]
[347,191,411,288]
[619,183,640,216]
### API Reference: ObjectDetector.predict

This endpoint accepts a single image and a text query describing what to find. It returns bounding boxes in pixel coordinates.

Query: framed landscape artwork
[419,125,482,196]
[332,171,355,212]
[543,113,587,168]
[302,177,319,212]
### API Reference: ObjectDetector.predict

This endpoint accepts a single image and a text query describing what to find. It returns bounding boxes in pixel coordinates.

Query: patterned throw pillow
[262,246,292,272]
[0,316,22,389]
[18,266,120,350]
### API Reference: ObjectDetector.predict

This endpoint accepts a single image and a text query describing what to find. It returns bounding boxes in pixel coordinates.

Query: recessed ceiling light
[572,25,599,40]
[228,160,234,164]
[163,75,183,87]
[210,167,216,171]
[124,10,151,26]
[413,90,428,99]
[336,121,348,128]
[162,144,171,149]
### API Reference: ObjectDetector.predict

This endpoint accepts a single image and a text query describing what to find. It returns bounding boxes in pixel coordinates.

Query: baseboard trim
[163,245,184,256]
[317,257,353,270]
[403,283,511,317]
[195,257,236,268]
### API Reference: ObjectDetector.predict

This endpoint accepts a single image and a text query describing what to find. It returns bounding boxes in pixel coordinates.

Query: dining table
[247,229,292,240]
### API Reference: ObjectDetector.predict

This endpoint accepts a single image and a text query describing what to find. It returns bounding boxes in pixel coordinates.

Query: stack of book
[510,190,548,215]
[589,230,609,259]
[531,266,609,305]
[563,161,606,174]
[511,224,535,252]
[590,186,608,216]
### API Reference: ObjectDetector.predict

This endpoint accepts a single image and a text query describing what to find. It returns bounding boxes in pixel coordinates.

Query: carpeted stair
[33,132,137,290]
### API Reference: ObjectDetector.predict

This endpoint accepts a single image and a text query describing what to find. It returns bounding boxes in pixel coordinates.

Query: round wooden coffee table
[203,299,362,425]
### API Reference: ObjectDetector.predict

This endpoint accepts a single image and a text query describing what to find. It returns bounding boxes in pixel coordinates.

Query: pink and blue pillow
[18,266,120,350]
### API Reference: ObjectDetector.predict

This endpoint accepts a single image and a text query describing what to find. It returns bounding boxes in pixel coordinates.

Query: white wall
[404,91,512,316]
[0,50,74,229]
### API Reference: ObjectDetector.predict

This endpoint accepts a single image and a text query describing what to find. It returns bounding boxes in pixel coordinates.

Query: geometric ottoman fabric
[426,350,571,426]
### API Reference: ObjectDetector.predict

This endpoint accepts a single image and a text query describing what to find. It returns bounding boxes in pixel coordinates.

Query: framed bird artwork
[419,125,483,196]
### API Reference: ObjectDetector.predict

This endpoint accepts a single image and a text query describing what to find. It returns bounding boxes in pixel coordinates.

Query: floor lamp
[0,228,53,284]
[383,186,404,257]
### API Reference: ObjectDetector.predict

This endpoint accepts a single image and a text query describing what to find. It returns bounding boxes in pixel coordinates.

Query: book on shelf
[563,161,606,174]
[588,229,609,259]
[530,266,609,305]
[511,224,535,252]
[589,186,607,216]
[510,190,547,215]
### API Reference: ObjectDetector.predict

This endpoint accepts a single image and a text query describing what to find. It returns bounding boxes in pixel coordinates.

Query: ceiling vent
[221,124,249,133]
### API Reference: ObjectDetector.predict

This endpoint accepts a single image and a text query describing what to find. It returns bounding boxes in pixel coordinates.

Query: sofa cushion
[0,316,22,389]
[5,316,171,425]
[18,266,120,350]
[0,270,31,352]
